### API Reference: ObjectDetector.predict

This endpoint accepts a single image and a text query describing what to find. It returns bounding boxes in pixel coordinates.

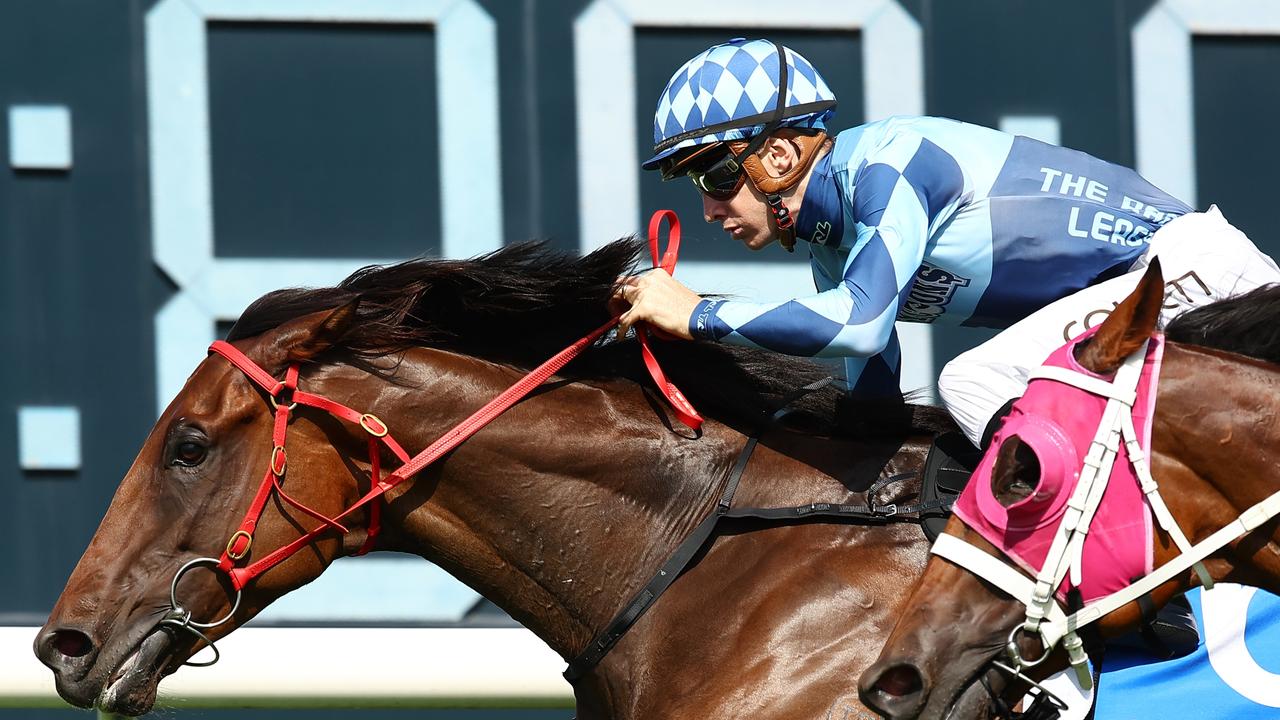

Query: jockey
[618,37,1280,452]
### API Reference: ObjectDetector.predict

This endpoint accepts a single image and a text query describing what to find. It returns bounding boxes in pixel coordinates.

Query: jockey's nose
[702,193,728,223]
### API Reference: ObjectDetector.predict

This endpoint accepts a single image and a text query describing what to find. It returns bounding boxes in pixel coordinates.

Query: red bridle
[201,211,700,593]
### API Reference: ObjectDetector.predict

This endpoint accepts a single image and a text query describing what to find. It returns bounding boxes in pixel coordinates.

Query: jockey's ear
[757,135,799,178]
[1076,257,1164,374]
[269,298,362,365]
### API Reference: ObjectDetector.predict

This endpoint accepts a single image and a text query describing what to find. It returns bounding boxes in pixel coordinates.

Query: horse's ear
[271,298,361,365]
[1075,257,1164,374]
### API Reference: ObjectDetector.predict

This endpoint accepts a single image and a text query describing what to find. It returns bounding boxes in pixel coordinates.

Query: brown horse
[35,239,957,719]
[858,262,1280,719]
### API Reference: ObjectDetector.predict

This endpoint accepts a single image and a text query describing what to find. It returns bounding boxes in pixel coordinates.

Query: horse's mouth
[942,676,1001,720]
[94,628,176,716]
[925,654,1007,720]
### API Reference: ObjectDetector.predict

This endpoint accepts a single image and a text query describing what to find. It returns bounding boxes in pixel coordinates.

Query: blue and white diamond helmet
[642,38,837,171]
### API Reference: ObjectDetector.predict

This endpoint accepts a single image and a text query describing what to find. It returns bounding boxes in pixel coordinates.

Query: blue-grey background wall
[6,0,1280,716]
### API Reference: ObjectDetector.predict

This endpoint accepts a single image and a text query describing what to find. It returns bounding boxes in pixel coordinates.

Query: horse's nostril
[51,629,94,658]
[875,663,924,698]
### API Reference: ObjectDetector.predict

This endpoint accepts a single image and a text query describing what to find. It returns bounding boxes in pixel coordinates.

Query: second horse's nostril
[51,629,94,658]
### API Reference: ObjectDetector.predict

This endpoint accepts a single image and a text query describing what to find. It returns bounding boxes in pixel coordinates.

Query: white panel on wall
[8,105,72,170]
[18,406,81,471]
[1132,0,1280,207]
[999,115,1061,146]
[146,0,502,414]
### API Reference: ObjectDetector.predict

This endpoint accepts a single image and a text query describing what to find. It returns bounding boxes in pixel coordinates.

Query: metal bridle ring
[989,659,1069,714]
[176,625,222,667]
[1005,624,1052,670]
[269,393,298,412]
[168,557,243,630]
[267,381,298,411]
[157,605,223,668]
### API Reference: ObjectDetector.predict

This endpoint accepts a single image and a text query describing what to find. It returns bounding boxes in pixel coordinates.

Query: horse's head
[859,260,1177,720]
[34,301,368,716]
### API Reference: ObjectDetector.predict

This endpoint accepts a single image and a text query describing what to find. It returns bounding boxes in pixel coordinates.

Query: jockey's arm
[684,132,950,362]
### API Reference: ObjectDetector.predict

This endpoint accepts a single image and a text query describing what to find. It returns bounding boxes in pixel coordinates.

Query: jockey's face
[699,135,807,252]
[702,179,776,251]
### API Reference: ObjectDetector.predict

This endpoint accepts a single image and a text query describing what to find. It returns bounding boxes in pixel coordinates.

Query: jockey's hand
[612,269,701,341]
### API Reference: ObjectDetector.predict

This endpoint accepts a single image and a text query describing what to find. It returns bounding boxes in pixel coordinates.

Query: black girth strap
[563,379,938,681]
[561,452,753,681]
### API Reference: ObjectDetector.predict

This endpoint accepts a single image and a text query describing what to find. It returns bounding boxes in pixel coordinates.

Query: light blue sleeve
[688,131,965,364]
[844,327,902,397]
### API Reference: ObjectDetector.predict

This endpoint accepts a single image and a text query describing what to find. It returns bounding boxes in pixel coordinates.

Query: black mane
[1165,283,1280,364]
[228,239,951,440]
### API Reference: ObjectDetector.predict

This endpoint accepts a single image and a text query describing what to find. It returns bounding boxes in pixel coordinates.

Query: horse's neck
[1155,344,1280,592]
[356,348,839,659]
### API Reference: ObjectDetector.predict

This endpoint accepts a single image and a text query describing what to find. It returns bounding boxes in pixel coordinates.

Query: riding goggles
[687,150,748,200]
[666,133,769,201]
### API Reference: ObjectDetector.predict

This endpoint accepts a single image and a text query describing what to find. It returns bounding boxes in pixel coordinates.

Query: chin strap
[766,193,797,252]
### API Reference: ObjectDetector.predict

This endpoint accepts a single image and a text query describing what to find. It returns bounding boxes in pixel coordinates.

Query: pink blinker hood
[952,331,1164,604]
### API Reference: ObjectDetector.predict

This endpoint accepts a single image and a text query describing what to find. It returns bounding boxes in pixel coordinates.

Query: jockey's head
[643,38,836,252]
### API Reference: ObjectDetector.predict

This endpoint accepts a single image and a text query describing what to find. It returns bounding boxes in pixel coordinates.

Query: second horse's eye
[173,441,208,467]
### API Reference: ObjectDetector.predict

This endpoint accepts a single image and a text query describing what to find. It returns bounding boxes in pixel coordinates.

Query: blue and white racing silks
[687,116,1194,395]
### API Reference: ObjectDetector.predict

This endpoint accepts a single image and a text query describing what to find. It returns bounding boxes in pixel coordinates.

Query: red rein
[208,211,701,590]
[636,210,703,430]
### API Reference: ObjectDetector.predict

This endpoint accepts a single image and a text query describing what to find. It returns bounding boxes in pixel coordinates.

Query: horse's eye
[172,440,208,467]
[992,437,1040,508]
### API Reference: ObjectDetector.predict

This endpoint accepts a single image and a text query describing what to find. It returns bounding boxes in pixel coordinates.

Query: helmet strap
[732,131,828,194]
[765,193,797,252]
[730,131,829,253]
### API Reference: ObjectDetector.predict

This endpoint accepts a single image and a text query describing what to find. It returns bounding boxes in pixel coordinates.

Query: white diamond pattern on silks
[662,111,684,141]
[666,66,691,101]
[695,60,724,95]
[791,50,818,86]
[703,96,731,126]
[724,47,760,85]
[654,92,673,136]
[708,66,744,108]
[667,83,697,132]
[759,48,781,81]
[814,72,834,102]
[743,39,776,64]
[693,78,715,117]
[730,92,759,122]
[789,71,817,108]
[742,65,779,113]
[644,38,837,169]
